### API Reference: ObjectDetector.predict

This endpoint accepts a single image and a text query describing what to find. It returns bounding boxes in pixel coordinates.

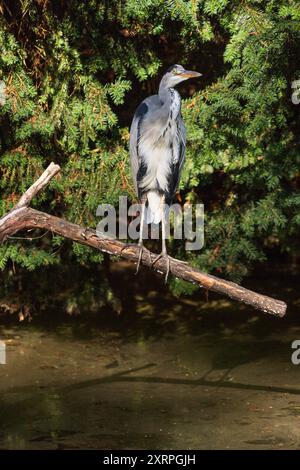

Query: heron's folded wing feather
[130,96,166,195]
[166,116,186,204]
[129,101,149,195]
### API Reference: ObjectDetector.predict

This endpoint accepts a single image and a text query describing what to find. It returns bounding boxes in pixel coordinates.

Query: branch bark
[0,163,287,318]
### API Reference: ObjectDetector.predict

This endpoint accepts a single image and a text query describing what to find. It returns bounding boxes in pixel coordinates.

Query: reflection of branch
[0,163,287,318]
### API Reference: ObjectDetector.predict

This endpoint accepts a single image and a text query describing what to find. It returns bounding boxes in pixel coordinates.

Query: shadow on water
[61,363,300,397]
[0,263,300,449]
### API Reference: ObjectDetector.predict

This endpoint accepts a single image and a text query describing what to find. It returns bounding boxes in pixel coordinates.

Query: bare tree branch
[14,162,60,209]
[0,163,287,318]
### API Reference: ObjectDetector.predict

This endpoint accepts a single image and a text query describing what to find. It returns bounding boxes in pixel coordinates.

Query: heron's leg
[135,198,151,274]
[120,198,149,255]
[151,196,187,281]
[150,196,171,282]
[161,207,171,282]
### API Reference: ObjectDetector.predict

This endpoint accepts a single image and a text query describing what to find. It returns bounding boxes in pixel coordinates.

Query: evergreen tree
[0,1,299,312]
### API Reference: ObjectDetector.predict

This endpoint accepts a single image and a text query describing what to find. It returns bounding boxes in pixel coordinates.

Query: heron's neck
[159,84,181,122]
[159,83,181,114]
[158,82,173,104]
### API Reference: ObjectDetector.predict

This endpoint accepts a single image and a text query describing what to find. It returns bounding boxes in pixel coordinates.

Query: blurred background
[0,0,300,450]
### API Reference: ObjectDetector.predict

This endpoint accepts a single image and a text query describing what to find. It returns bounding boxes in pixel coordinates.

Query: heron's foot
[151,252,172,283]
[167,255,188,265]
[135,245,152,274]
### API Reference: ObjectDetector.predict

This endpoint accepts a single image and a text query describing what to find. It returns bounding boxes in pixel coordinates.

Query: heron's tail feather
[146,190,162,224]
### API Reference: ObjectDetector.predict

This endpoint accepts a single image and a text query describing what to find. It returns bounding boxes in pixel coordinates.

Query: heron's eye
[172,68,179,75]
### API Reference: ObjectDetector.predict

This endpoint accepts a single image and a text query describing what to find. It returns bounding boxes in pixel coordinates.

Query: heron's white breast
[138,134,172,192]
[138,89,181,192]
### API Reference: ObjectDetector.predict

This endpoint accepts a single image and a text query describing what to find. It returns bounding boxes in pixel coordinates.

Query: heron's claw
[151,253,171,283]
[135,245,152,274]
[167,255,188,265]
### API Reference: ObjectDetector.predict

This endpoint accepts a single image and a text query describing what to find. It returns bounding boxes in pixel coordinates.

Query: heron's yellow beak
[180,70,202,79]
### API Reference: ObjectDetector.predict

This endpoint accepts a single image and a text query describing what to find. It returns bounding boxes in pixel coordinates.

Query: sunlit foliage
[0,1,299,307]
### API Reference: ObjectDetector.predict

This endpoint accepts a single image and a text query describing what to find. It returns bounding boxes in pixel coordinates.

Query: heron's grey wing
[129,95,163,196]
[129,101,149,195]
[166,115,186,204]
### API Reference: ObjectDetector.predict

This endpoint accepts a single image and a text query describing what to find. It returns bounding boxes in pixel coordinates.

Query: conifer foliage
[0,1,299,305]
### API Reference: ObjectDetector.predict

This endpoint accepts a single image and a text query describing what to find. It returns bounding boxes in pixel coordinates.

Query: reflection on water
[0,266,299,449]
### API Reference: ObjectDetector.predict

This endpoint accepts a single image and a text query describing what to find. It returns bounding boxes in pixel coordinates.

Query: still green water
[0,264,299,449]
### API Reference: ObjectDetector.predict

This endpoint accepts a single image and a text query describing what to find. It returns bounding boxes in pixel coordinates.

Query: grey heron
[130,64,202,280]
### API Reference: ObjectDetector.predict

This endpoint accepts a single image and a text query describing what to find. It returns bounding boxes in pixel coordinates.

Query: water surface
[0,264,299,449]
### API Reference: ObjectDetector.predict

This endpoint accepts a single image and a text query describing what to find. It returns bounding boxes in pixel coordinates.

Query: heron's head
[162,64,202,88]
